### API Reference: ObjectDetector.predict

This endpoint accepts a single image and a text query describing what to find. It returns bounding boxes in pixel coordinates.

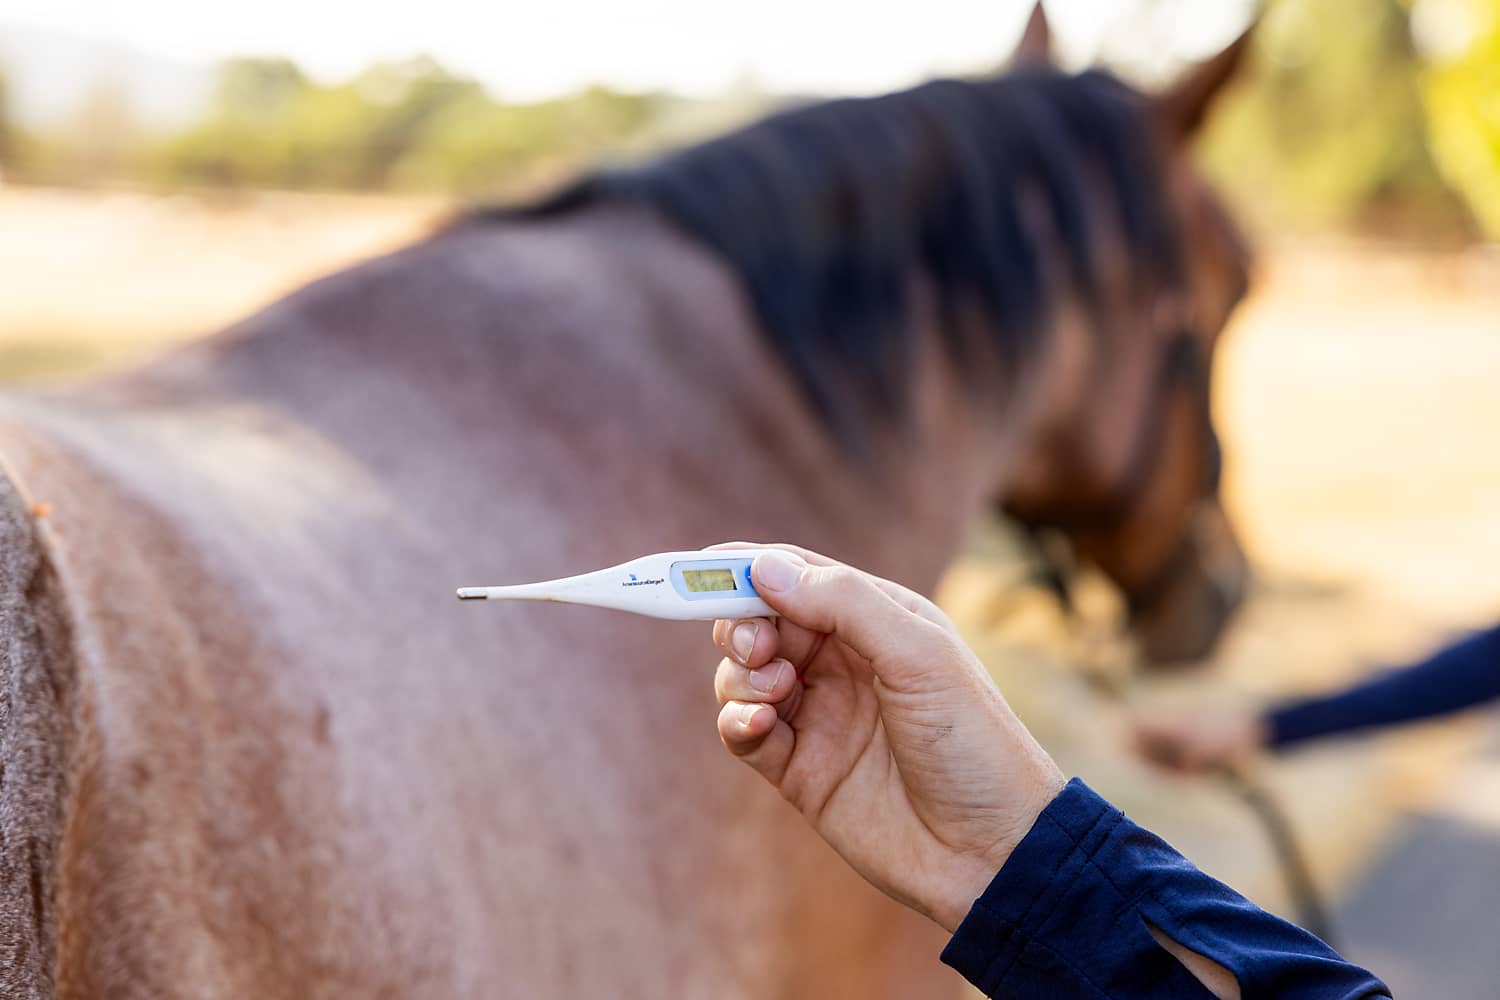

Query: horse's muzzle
[1128,502,1251,667]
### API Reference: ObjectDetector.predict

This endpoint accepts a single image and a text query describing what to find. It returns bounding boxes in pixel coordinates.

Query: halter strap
[1013,327,1221,616]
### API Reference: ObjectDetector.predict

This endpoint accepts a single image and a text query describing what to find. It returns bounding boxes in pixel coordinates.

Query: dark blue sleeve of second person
[1268,621,1500,749]
[941,779,1389,999]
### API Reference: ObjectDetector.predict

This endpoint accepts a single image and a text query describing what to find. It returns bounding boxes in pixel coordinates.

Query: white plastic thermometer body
[456,549,777,620]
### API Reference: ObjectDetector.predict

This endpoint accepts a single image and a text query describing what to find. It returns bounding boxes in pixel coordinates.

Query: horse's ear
[1154,23,1255,141]
[1012,3,1055,68]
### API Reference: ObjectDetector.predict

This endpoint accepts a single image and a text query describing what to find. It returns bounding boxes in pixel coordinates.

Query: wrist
[926,764,1068,934]
[928,852,1007,933]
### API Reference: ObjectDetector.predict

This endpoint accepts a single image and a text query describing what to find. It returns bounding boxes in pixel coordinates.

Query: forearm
[942,780,1388,999]
[1267,623,1500,749]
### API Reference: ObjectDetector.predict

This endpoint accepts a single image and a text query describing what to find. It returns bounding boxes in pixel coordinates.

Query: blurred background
[2,0,1497,993]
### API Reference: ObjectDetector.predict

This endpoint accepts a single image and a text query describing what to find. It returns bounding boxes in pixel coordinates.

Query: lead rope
[1219,767,1339,949]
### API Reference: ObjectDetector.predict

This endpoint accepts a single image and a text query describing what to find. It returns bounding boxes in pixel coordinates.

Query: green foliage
[0,66,11,168]
[0,65,37,179]
[1197,0,1475,239]
[148,56,657,195]
[1419,0,1500,237]
[5,6,1498,243]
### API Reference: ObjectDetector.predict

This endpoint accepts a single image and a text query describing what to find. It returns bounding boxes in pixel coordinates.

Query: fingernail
[754,552,804,592]
[730,622,758,663]
[749,660,784,694]
[738,703,764,727]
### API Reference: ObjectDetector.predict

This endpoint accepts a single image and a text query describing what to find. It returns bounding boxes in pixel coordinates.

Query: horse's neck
[102,205,1027,592]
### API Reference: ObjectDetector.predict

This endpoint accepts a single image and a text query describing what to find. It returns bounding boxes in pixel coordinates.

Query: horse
[0,9,1253,997]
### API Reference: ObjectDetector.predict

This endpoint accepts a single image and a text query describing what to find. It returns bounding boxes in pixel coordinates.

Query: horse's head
[1001,8,1255,665]
[533,8,1255,664]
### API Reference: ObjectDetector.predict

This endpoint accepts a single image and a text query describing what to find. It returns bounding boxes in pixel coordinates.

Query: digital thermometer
[456,549,777,620]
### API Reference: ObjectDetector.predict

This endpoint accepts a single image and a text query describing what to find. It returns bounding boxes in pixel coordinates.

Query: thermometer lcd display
[681,568,737,593]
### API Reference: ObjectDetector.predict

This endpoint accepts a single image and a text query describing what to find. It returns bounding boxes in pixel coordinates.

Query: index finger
[710,616,780,669]
[712,613,828,672]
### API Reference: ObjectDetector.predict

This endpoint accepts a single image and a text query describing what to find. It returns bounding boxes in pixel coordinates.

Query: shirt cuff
[939,778,1187,995]
[940,778,1389,999]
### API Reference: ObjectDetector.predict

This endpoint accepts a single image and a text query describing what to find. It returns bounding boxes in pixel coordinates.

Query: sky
[0,0,1255,103]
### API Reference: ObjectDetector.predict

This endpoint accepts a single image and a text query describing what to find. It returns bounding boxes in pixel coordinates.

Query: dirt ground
[5,186,1499,981]
[0,187,441,379]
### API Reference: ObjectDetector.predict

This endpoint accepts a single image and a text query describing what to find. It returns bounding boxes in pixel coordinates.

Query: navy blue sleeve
[942,779,1388,998]
[1267,622,1500,749]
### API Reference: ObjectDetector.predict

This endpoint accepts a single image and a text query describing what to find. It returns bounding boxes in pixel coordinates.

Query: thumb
[751,551,954,691]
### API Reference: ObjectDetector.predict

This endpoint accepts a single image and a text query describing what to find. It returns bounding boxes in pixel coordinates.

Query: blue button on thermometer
[456,549,777,620]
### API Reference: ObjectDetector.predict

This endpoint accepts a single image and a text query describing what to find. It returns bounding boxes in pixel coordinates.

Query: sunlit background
[2,0,1498,995]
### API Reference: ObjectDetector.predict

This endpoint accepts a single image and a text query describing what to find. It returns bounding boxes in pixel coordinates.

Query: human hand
[709,544,1066,932]
[1132,707,1268,775]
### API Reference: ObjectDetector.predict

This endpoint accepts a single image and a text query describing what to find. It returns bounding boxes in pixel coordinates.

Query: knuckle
[931,628,969,660]
[824,563,858,586]
[905,616,959,656]
[821,564,868,597]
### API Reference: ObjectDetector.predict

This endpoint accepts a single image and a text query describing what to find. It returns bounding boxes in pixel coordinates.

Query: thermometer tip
[456,588,489,601]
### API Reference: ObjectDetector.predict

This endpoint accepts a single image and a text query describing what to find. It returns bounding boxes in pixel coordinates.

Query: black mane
[496,69,1184,436]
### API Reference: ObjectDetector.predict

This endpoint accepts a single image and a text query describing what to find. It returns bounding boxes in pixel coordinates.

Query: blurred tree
[153,59,313,186]
[153,60,307,187]
[19,3,1485,243]
[1417,0,1500,237]
[214,58,309,123]
[56,77,144,186]
[1198,0,1475,239]
[0,64,42,183]
[390,84,655,194]
[149,55,654,194]
[0,66,13,175]
[348,57,485,187]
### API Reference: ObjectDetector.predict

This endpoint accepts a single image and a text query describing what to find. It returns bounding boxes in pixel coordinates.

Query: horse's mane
[488,69,1184,436]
